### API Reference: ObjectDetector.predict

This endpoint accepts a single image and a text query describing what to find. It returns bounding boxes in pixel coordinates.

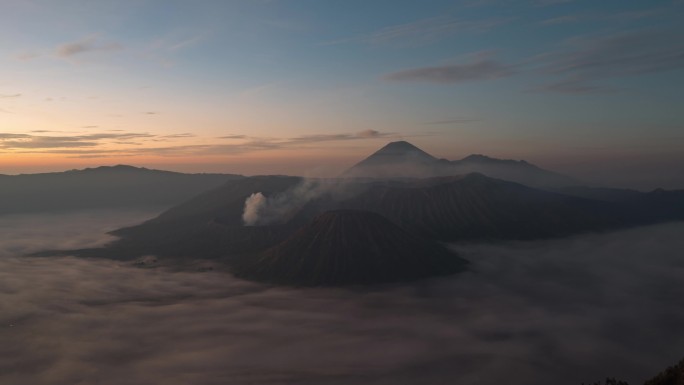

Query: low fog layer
[1,212,683,385]
[0,209,161,256]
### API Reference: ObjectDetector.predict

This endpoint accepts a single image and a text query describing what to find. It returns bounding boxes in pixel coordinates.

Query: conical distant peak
[377,140,424,153]
[341,141,439,177]
[372,141,436,159]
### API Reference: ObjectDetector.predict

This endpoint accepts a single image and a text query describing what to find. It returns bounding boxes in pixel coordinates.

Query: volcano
[346,140,438,168]
[342,140,576,188]
[342,141,441,179]
[232,210,467,286]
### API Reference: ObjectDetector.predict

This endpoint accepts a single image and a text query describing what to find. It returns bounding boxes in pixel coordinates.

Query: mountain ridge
[343,140,576,188]
[0,165,243,215]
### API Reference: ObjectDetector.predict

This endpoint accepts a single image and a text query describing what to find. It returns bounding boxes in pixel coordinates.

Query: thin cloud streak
[533,0,574,6]
[0,130,397,158]
[531,29,684,92]
[0,132,155,150]
[541,31,684,75]
[55,37,122,58]
[290,129,395,143]
[324,15,508,46]
[384,52,517,84]
[528,80,616,94]
[424,118,479,125]
[383,28,684,93]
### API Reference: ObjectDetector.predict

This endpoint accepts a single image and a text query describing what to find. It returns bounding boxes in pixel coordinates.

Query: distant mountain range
[0,165,242,215]
[34,141,684,286]
[342,141,576,188]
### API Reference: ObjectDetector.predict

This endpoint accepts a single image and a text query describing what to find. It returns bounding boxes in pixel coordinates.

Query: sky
[1,0,683,188]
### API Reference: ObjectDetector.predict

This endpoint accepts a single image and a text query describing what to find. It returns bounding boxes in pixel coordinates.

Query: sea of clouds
[1,210,683,385]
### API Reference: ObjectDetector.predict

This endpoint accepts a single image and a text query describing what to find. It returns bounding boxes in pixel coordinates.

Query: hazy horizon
[1,138,682,191]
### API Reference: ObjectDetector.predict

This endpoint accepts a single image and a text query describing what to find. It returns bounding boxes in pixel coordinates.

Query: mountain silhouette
[343,140,576,188]
[345,141,438,170]
[0,165,241,215]
[232,210,468,286]
[336,173,630,240]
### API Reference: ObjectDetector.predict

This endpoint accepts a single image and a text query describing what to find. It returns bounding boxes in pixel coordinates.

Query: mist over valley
[2,210,684,385]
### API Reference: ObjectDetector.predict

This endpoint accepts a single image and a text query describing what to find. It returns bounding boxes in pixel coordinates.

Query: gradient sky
[1,0,683,188]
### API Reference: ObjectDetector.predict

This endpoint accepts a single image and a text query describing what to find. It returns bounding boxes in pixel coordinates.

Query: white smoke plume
[242,192,267,226]
[242,179,345,226]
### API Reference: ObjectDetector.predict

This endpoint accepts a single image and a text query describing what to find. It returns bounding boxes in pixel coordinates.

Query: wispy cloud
[424,118,479,125]
[610,8,665,22]
[167,35,205,52]
[290,129,395,143]
[356,129,386,138]
[384,52,517,84]
[531,29,684,93]
[15,52,40,61]
[55,37,122,58]
[0,130,397,158]
[533,0,574,7]
[539,7,671,26]
[540,15,581,25]
[385,28,684,93]
[0,93,21,98]
[529,79,615,94]
[0,133,31,139]
[39,140,284,158]
[324,16,507,46]
[161,133,195,139]
[466,0,572,8]
[0,132,154,150]
[143,32,208,68]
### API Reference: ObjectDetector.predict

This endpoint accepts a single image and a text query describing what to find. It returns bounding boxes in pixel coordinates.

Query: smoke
[2,211,684,385]
[242,179,345,226]
[242,192,267,226]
